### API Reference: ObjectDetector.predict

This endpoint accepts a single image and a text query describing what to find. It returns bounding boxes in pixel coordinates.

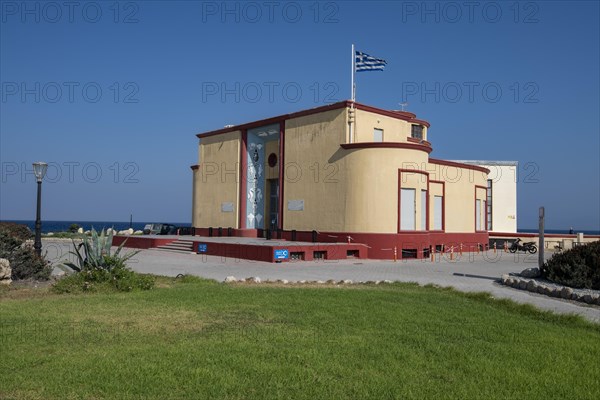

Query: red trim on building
[406,137,432,146]
[341,142,432,154]
[190,165,199,171]
[197,101,432,139]
[239,130,248,229]
[429,158,490,174]
[353,103,431,127]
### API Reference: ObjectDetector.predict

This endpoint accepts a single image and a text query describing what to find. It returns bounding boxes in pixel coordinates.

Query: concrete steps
[154,239,195,253]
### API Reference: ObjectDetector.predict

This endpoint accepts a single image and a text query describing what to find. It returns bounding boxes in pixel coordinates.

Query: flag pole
[350,44,355,143]
[351,43,355,102]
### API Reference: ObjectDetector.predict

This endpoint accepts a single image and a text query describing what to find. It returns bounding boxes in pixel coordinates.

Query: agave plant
[62,227,139,272]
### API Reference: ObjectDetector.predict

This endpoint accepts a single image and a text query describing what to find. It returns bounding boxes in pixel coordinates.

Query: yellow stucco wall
[193,130,241,228]
[430,163,487,233]
[282,108,348,231]
[192,104,488,235]
[353,108,427,143]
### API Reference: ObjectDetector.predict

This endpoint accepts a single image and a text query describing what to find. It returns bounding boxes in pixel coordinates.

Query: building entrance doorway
[268,179,279,229]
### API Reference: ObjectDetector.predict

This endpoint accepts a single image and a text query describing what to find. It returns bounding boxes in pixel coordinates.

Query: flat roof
[197,100,431,138]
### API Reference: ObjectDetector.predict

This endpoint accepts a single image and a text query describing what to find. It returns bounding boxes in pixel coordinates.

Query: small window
[411,125,423,139]
[487,179,493,231]
[373,128,383,142]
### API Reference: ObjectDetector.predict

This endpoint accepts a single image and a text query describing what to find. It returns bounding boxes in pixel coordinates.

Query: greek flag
[355,51,387,72]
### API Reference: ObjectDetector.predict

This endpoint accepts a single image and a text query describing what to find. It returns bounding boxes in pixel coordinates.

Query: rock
[543,286,553,296]
[582,294,594,304]
[326,279,337,284]
[247,277,261,284]
[343,280,353,285]
[537,284,547,294]
[512,279,521,288]
[501,274,510,284]
[374,281,382,285]
[47,232,54,236]
[383,280,393,284]
[0,258,11,285]
[84,230,91,235]
[281,279,289,285]
[593,294,600,305]
[526,280,538,292]
[518,280,528,290]
[77,227,84,234]
[224,276,237,283]
[550,288,561,298]
[571,292,580,301]
[298,280,306,284]
[134,230,143,235]
[560,287,573,299]
[316,280,325,284]
[520,268,541,278]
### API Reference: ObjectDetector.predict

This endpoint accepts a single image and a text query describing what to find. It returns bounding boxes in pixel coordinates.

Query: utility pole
[539,207,545,268]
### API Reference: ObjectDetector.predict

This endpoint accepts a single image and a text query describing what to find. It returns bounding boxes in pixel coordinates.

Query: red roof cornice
[196,101,431,138]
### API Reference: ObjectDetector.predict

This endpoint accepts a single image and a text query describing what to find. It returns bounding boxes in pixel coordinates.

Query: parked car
[142,223,178,235]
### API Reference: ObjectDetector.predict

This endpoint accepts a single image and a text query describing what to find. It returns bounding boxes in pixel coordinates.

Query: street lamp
[32,162,48,257]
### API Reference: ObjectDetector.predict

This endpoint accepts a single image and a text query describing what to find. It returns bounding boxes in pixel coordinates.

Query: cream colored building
[191,101,491,259]
[453,161,518,233]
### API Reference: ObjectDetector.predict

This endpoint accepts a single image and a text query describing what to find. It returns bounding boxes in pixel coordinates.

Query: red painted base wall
[192,228,489,260]
[112,236,175,249]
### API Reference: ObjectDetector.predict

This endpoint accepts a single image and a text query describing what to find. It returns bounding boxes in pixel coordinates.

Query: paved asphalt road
[44,239,600,323]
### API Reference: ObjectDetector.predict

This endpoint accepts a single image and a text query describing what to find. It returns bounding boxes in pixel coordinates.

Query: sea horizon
[1,219,599,236]
[1,219,191,234]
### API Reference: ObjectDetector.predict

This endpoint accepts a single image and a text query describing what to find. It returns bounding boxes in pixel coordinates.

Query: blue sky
[1,0,598,230]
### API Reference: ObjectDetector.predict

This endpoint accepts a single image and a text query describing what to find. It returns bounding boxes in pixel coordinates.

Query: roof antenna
[399,102,408,111]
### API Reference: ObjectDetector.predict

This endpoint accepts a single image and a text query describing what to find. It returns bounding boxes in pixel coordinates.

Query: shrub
[0,222,32,242]
[0,226,52,281]
[54,228,151,293]
[68,223,81,233]
[53,258,154,294]
[63,228,138,272]
[541,241,600,289]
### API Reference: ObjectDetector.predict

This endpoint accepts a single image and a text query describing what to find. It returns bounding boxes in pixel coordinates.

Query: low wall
[112,236,176,249]
[490,232,600,250]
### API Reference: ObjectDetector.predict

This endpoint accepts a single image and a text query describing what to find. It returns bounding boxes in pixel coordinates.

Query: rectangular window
[420,190,427,231]
[411,125,423,139]
[487,179,493,231]
[476,199,482,231]
[269,179,279,229]
[374,128,383,142]
[434,196,443,230]
[400,188,416,230]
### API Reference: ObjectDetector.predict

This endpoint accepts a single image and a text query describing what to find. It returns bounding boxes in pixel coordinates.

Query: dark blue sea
[1,220,598,236]
[1,220,191,234]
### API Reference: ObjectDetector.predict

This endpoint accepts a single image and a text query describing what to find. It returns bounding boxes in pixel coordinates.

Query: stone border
[500,274,600,306]
[223,276,393,285]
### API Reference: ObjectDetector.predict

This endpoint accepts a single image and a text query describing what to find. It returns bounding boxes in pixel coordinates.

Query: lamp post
[32,162,48,257]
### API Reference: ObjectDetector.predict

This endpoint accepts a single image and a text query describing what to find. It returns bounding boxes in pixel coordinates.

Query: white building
[454,161,518,233]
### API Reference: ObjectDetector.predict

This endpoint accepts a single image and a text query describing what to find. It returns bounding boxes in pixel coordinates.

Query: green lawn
[1,278,599,399]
